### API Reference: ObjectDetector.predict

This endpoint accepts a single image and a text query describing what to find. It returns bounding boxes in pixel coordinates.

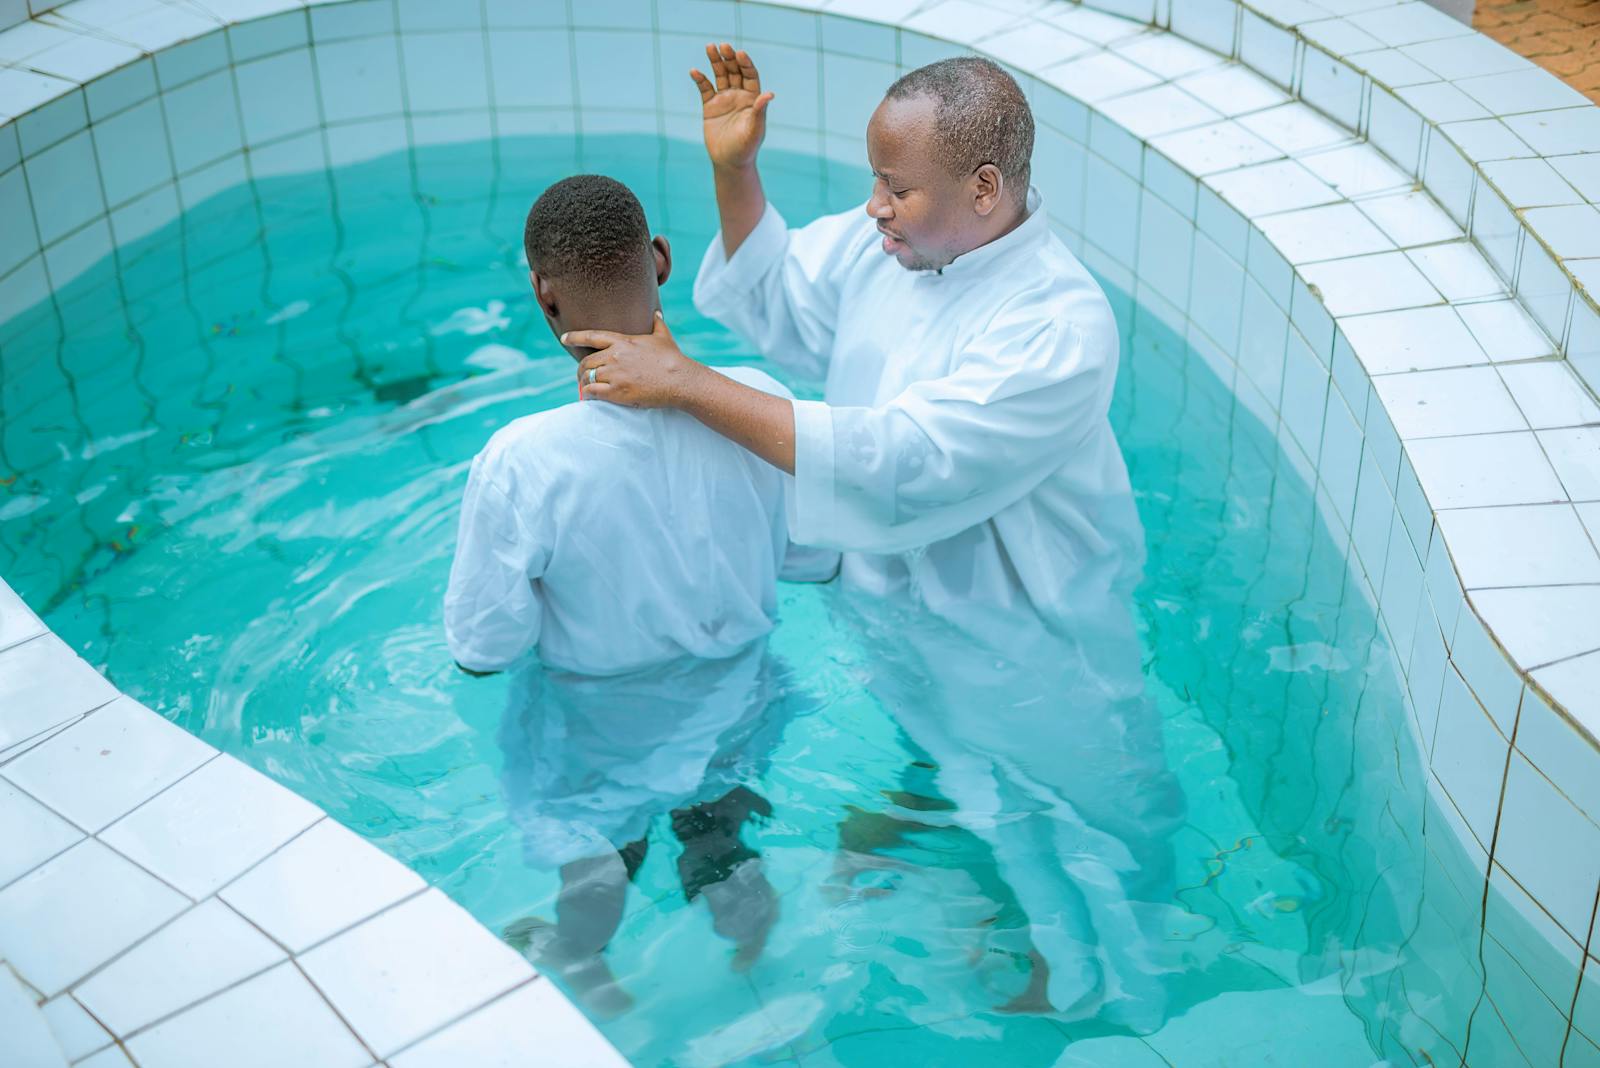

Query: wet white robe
[444,367,824,676]
[694,189,1144,630]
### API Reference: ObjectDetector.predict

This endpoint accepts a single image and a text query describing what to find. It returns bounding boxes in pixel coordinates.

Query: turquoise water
[0,134,1517,1065]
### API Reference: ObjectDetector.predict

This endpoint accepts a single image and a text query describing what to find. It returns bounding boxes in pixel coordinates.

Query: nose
[866,179,892,219]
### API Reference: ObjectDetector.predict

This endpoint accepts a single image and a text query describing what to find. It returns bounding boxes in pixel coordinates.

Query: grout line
[378,974,543,1062]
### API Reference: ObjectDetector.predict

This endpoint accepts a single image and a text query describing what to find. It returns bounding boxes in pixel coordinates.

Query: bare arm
[678,363,796,475]
[690,43,773,258]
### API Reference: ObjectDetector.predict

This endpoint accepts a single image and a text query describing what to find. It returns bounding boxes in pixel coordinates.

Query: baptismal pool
[2,132,1497,1065]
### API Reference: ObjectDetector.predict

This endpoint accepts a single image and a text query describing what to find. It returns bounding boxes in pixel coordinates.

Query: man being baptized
[445,174,828,1007]
[444,173,827,677]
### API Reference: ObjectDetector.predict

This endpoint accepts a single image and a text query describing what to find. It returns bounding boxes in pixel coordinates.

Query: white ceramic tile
[1168,0,1235,55]
[1356,190,1462,248]
[0,634,117,754]
[1551,152,1600,202]
[1341,305,1487,374]
[1495,752,1600,943]
[1580,500,1600,545]
[298,889,534,1057]
[40,994,111,1062]
[1301,46,1365,130]
[1240,9,1298,87]
[1175,64,1290,117]
[161,69,240,174]
[1296,142,1410,200]
[1348,45,1437,89]
[1374,365,1525,439]
[1533,650,1600,744]
[220,818,425,953]
[401,31,492,113]
[1436,504,1600,588]
[1456,300,1554,362]
[0,839,185,996]
[90,97,172,209]
[1300,17,1384,56]
[0,66,74,121]
[1368,84,1426,174]
[312,35,403,124]
[126,961,369,1068]
[1039,5,1143,44]
[1430,664,1508,849]
[1516,683,1600,827]
[1205,158,1339,218]
[1189,232,1246,349]
[109,182,181,247]
[0,582,45,653]
[1473,585,1600,670]
[820,52,894,140]
[1538,427,1600,502]
[22,128,102,245]
[0,779,81,888]
[26,34,140,83]
[43,214,112,291]
[76,1045,135,1068]
[1300,250,1441,316]
[1114,32,1223,80]
[1405,242,1507,303]
[390,979,625,1068]
[1438,117,1537,163]
[1136,190,1193,307]
[1098,83,1221,140]
[0,964,67,1068]
[1258,202,1392,264]
[1505,107,1600,157]
[1151,119,1281,176]
[1409,432,1566,509]
[76,899,286,1035]
[0,18,82,62]
[980,22,1094,71]
[1424,132,1476,226]
[1401,34,1533,81]
[100,754,320,899]
[1039,50,1160,103]
[1482,158,1583,209]
[1499,362,1600,430]
[1457,68,1590,117]
[1400,81,1491,124]
[1516,235,1573,341]
[902,0,1023,44]
[2,697,214,833]
[103,4,219,52]
[1238,101,1355,156]
[1523,205,1600,260]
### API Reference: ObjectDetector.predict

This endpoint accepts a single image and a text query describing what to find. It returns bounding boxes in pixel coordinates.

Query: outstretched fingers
[706,42,729,91]
[690,67,715,104]
[735,49,760,94]
[718,43,742,89]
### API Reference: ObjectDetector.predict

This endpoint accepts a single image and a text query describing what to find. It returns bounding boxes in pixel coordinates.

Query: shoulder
[471,403,599,491]
[999,234,1119,357]
[713,364,795,400]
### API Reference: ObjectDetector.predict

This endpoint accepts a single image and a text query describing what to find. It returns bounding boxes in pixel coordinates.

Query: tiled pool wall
[1,0,1598,1063]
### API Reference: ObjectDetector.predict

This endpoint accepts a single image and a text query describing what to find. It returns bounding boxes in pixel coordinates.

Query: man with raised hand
[565,45,1143,635]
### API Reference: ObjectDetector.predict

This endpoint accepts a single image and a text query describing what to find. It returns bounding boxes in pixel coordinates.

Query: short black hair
[524,174,651,289]
[885,57,1034,201]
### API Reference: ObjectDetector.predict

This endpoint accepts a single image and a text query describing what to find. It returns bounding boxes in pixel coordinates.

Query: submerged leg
[673,786,778,971]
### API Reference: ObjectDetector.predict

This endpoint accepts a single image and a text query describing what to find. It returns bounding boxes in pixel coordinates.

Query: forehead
[867,95,944,177]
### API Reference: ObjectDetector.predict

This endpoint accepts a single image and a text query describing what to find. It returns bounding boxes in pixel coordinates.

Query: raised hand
[689,43,774,171]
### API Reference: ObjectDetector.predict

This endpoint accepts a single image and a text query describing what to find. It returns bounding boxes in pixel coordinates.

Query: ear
[972,163,1004,218]
[652,235,673,286]
[531,269,559,319]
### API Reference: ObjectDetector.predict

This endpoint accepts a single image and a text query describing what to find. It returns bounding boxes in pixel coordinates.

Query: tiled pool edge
[0,0,1598,1062]
[0,586,629,1066]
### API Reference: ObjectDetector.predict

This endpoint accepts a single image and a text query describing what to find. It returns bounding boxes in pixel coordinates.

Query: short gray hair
[884,57,1034,201]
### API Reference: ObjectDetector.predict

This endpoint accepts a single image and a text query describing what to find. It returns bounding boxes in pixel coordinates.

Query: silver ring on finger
[587,367,598,385]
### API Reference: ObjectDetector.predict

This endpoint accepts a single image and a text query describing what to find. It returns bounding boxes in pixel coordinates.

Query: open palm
[690,43,774,170]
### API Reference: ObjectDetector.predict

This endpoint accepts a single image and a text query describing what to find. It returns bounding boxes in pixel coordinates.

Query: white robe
[693,189,1144,631]
[444,367,827,676]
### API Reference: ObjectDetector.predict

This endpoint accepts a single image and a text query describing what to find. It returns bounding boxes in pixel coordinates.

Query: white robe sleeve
[443,453,550,673]
[693,202,869,381]
[788,304,1115,555]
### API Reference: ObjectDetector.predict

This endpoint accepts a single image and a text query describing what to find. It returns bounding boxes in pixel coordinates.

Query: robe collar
[924,186,1046,280]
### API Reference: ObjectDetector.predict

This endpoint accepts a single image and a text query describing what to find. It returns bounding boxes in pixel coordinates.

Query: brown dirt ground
[1473,0,1600,103]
